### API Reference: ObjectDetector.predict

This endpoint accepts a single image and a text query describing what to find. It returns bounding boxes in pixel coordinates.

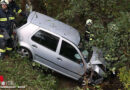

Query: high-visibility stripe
[0,35,4,38]
[0,49,6,53]
[0,17,15,21]
[89,38,93,40]
[9,17,15,20]
[6,47,12,51]
[105,57,107,59]
[85,31,90,33]
[0,18,7,21]
[13,9,16,13]
[18,9,22,14]
[11,35,14,39]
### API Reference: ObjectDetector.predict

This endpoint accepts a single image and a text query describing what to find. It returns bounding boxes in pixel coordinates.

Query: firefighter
[8,0,23,16]
[84,19,94,42]
[8,0,27,27]
[0,0,15,55]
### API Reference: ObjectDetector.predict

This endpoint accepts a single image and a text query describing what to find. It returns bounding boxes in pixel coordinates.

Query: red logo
[0,76,6,86]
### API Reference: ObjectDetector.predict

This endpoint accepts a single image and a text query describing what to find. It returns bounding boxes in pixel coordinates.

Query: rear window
[32,30,59,51]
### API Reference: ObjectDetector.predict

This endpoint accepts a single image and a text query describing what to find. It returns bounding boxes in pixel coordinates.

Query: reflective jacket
[84,25,94,41]
[8,1,22,15]
[0,9,15,35]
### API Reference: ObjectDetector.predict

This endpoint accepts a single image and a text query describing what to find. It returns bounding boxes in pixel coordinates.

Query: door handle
[32,44,38,48]
[57,57,62,61]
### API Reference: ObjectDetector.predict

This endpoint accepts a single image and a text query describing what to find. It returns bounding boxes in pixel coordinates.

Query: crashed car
[17,11,107,84]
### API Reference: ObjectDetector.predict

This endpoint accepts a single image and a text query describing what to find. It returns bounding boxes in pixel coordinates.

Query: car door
[30,29,62,72]
[30,29,85,80]
[56,39,85,80]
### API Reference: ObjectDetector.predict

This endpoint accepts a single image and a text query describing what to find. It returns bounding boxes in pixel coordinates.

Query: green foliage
[89,12,129,63]
[118,66,130,89]
[39,0,69,17]
[94,85,103,90]
[0,53,56,89]
[56,0,125,27]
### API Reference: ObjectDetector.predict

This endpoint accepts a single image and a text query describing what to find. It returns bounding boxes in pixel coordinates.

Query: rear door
[30,29,62,72]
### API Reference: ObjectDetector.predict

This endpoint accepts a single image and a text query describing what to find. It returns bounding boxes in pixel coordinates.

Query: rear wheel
[18,47,32,60]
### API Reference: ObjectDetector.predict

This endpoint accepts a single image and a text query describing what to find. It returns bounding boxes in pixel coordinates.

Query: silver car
[17,11,106,84]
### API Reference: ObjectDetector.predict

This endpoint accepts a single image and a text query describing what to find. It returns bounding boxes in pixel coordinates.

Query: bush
[118,66,130,89]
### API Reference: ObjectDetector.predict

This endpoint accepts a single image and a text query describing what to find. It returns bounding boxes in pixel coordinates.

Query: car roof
[27,11,80,46]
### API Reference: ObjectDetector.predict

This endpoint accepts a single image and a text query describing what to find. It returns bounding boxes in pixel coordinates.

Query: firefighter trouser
[6,38,13,52]
[0,34,6,59]
[4,28,13,53]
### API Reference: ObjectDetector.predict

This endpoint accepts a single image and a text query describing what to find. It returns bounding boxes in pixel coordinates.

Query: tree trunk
[21,0,26,11]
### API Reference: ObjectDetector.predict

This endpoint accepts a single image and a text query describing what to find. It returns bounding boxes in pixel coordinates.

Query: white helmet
[1,0,9,5]
[86,19,93,26]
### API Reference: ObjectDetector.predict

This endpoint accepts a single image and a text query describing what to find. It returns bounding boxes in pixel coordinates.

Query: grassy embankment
[0,52,57,90]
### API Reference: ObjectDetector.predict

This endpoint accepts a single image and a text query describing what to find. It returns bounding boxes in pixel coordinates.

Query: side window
[60,40,81,63]
[32,30,59,51]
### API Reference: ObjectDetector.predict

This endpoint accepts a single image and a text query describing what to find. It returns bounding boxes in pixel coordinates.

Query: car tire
[18,47,32,60]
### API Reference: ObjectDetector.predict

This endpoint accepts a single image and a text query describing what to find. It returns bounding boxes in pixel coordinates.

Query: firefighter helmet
[86,19,93,26]
[1,0,9,5]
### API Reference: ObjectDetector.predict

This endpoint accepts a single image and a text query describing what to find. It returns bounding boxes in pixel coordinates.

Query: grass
[0,52,56,90]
